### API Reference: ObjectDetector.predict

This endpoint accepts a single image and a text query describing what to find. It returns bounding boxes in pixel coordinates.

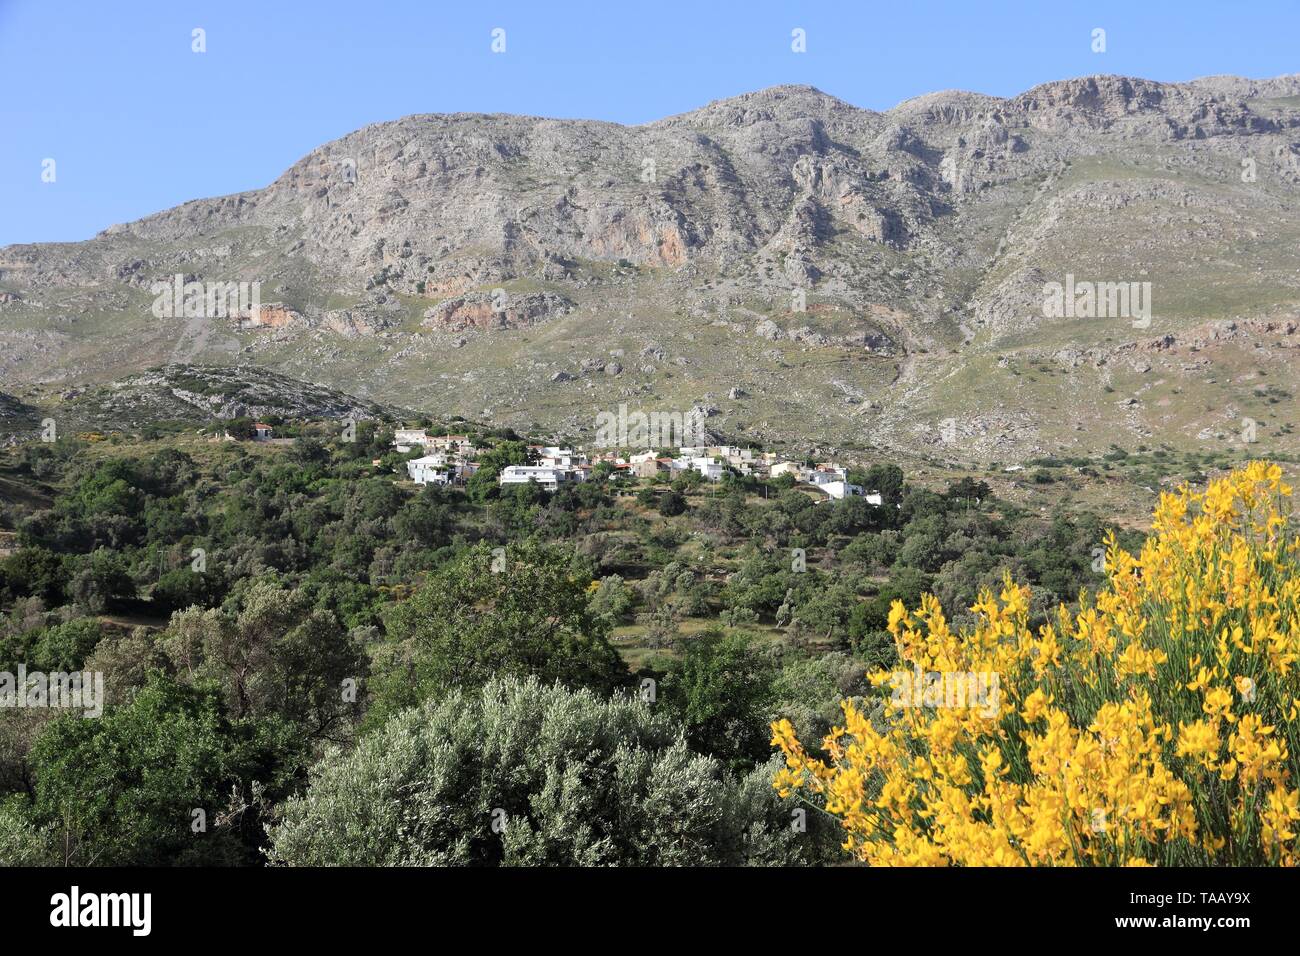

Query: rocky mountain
[3,73,1300,461]
[54,364,407,433]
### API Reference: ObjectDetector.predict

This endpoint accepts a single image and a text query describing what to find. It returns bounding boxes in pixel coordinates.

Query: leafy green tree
[658,489,687,516]
[0,796,57,865]
[29,618,103,672]
[721,548,794,619]
[18,438,82,482]
[163,580,366,740]
[945,476,992,505]
[840,531,900,571]
[268,676,821,866]
[0,547,65,605]
[826,494,879,535]
[771,650,871,750]
[791,581,859,646]
[894,523,951,572]
[589,574,636,625]
[660,628,776,768]
[68,547,134,613]
[848,566,931,667]
[672,469,703,493]
[392,484,456,544]
[139,448,199,496]
[860,463,905,507]
[290,436,330,465]
[24,674,302,865]
[371,541,625,722]
[225,416,255,440]
[151,565,228,614]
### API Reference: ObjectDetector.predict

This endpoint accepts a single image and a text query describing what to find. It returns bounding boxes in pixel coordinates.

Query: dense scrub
[0,424,1128,865]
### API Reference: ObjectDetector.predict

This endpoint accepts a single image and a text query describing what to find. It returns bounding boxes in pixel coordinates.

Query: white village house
[533,446,581,468]
[392,426,873,501]
[691,457,725,481]
[806,463,847,484]
[819,480,883,503]
[499,464,583,491]
[427,434,474,455]
[407,453,452,485]
[394,428,431,452]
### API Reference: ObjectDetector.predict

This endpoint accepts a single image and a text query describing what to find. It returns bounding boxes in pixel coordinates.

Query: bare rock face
[6,73,1300,461]
[319,309,401,337]
[421,291,575,331]
[791,155,909,246]
[51,363,398,432]
[238,304,302,330]
[788,326,829,346]
[9,73,1300,305]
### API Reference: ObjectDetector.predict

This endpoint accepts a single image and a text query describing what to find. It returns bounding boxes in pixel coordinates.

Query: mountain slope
[3,73,1300,461]
[0,365,410,441]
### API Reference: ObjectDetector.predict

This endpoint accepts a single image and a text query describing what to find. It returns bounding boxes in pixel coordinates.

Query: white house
[252,423,273,442]
[536,447,580,468]
[408,454,452,485]
[819,480,857,500]
[819,481,883,503]
[394,428,431,452]
[499,465,580,491]
[810,464,848,483]
[691,457,724,482]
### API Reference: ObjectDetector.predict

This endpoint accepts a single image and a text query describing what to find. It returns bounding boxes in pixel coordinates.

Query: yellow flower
[1021,688,1052,723]
[774,463,1300,866]
[1202,686,1236,724]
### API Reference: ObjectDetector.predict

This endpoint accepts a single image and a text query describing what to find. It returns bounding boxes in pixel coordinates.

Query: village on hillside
[391,428,883,503]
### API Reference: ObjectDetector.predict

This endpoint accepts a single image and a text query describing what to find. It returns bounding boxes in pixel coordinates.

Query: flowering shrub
[772,462,1300,865]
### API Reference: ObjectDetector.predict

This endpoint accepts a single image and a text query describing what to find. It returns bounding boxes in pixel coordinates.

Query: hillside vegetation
[1,418,1296,864]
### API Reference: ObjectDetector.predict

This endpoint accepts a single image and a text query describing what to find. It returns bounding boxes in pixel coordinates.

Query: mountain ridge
[15,72,1288,246]
[3,72,1300,462]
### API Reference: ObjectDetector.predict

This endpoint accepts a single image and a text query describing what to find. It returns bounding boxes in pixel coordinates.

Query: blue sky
[2,0,1297,246]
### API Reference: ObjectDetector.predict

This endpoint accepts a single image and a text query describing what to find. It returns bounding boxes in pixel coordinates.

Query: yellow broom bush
[772,461,1300,866]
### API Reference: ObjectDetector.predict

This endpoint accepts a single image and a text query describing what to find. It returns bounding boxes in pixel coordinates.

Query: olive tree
[269,676,827,866]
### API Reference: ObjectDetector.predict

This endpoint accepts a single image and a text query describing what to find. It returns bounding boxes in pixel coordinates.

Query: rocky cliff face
[4,73,1300,461]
